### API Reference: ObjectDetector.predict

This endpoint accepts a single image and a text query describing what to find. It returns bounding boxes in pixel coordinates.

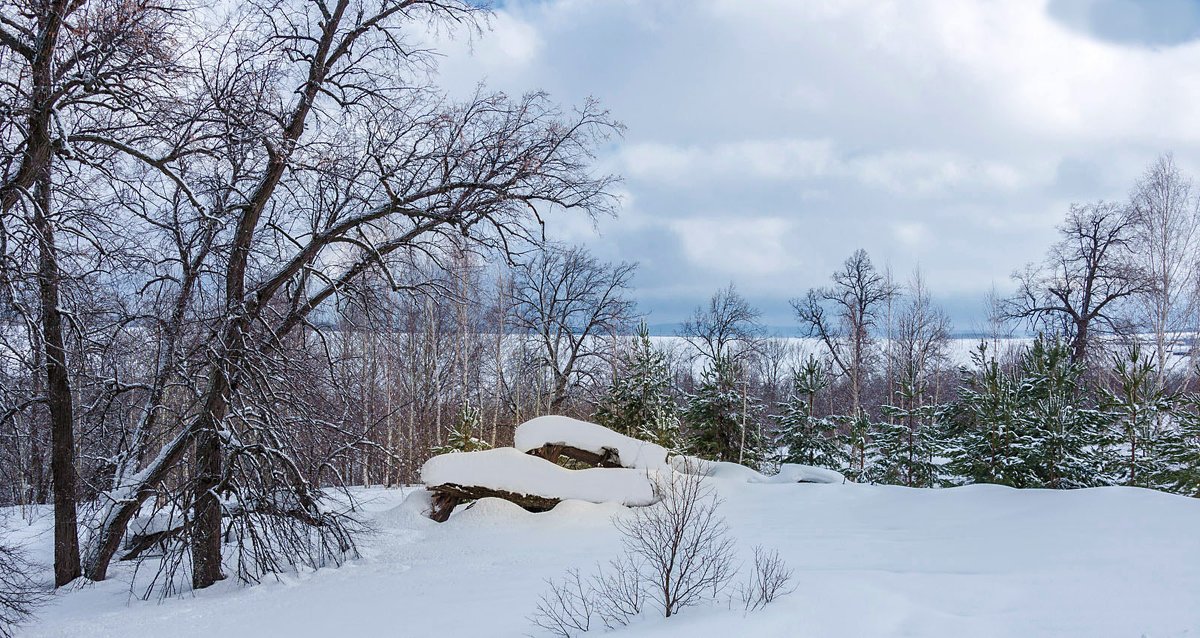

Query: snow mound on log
[671,455,846,484]
[513,415,671,470]
[775,464,846,484]
[421,447,658,506]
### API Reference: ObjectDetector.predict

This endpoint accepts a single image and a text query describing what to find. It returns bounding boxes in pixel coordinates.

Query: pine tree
[1101,345,1174,489]
[837,410,877,483]
[875,362,939,487]
[1161,398,1200,496]
[431,403,490,455]
[942,339,1113,489]
[941,342,1028,487]
[1017,338,1112,488]
[684,354,763,466]
[775,356,841,470]
[594,322,682,449]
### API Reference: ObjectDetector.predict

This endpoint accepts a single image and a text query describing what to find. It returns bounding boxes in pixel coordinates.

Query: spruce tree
[941,342,1028,487]
[1101,345,1174,489]
[1158,395,1200,496]
[594,322,682,449]
[838,410,877,483]
[875,362,939,487]
[943,339,1113,489]
[684,354,763,466]
[432,403,490,455]
[775,356,841,470]
[1018,338,1112,488]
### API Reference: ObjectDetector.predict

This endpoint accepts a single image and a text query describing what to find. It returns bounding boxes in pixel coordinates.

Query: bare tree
[892,267,952,397]
[617,467,737,618]
[1008,202,1145,364]
[78,0,621,590]
[509,244,637,410]
[793,249,898,413]
[680,283,762,363]
[0,0,180,587]
[1129,154,1200,390]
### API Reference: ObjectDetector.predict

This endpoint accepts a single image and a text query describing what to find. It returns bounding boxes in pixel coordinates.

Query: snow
[9,481,1200,637]
[513,415,672,470]
[669,455,846,484]
[774,463,846,484]
[420,447,659,507]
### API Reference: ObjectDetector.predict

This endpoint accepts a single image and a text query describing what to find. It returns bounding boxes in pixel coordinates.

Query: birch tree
[1129,154,1200,390]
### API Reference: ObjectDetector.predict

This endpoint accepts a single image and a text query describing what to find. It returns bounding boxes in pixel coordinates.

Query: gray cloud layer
[431,0,1200,329]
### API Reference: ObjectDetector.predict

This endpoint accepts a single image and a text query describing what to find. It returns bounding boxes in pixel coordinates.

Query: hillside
[8,479,1199,637]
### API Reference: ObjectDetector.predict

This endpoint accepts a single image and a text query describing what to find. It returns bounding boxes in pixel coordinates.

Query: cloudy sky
[434,0,1200,332]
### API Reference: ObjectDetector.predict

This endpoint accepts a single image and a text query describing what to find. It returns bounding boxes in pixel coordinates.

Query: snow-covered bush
[431,403,491,456]
[529,465,792,636]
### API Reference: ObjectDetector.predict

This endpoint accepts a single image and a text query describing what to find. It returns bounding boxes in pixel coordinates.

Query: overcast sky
[432,0,1200,332]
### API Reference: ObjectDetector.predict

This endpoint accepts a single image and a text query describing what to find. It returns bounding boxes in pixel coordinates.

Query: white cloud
[618,139,834,183]
[669,217,799,278]
[427,0,1200,325]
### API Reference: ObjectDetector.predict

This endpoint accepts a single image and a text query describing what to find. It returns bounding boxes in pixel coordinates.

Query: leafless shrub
[530,568,595,638]
[531,466,780,636]
[617,467,738,617]
[735,545,796,612]
[593,554,644,629]
[0,540,43,638]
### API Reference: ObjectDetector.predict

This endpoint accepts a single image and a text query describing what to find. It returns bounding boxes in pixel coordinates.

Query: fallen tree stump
[427,483,563,522]
[527,443,622,468]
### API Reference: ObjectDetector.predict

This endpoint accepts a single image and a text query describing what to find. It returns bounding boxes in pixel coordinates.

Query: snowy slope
[9,481,1200,637]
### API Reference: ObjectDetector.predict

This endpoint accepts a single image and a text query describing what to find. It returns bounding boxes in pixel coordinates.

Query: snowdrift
[421,447,658,507]
[513,415,672,470]
[669,454,846,484]
[421,416,843,521]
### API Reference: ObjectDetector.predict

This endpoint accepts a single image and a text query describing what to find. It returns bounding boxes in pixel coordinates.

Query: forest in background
[1,2,1199,627]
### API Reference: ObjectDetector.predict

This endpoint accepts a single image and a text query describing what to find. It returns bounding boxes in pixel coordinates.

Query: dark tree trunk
[1072,319,1088,364]
[191,424,224,588]
[35,168,81,587]
[190,367,231,589]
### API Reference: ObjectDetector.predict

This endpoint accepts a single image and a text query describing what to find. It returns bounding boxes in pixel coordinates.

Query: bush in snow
[0,539,43,638]
[531,568,599,637]
[617,464,738,618]
[530,465,792,636]
[432,403,491,456]
[734,546,796,612]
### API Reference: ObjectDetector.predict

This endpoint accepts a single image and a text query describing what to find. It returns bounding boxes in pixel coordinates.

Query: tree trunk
[35,168,81,588]
[1072,320,1088,364]
[191,370,229,589]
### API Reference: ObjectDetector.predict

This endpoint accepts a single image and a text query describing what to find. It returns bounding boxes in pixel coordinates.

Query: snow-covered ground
[7,478,1200,637]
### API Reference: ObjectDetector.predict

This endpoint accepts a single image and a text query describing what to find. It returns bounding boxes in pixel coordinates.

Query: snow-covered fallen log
[513,416,671,470]
[670,455,846,484]
[420,448,659,521]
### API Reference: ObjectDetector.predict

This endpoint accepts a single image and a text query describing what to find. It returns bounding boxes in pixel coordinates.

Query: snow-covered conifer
[774,357,841,470]
[595,323,682,449]
[684,355,764,466]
